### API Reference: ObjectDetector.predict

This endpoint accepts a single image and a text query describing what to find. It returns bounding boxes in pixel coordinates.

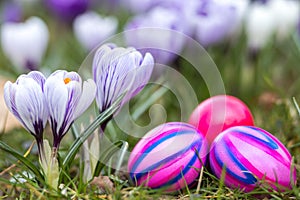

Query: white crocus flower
[44,70,96,149]
[1,17,49,72]
[269,0,300,41]
[93,44,154,113]
[245,2,276,49]
[4,71,48,157]
[73,11,118,51]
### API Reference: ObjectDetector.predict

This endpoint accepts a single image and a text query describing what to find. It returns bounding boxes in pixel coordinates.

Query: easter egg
[188,95,254,144]
[209,126,296,192]
[128,122,208,192]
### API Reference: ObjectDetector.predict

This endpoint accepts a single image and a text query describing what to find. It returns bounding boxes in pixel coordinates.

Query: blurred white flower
[245,2,276,49]
[1,17,49,72]
[245,0,300,49]
[59,184,68,196]
[269,0,300,40]
[73,11,118,51]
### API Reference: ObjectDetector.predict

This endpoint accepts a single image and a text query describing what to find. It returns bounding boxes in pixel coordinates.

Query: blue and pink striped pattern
[128,122,208,192]
[209,126,296,192]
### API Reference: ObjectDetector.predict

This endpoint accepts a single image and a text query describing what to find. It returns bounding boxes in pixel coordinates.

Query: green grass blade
[71,124,80,139]
[115,141,128,175]
[62,95,123,168]
[292,97,300,117]
[0,141,44,182]
[93,140,127,177]
[0,177,14,185]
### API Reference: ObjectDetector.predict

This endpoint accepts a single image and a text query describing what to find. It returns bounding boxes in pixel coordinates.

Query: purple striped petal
[44,75,69,138]
[45,70,95,148]
[4,82,27,129]
[126,52,154,100]
[3,71,48,137]
[92,43,117,81]
[18,71,46,90]
[93,43,154,113]
[15,79,48,135]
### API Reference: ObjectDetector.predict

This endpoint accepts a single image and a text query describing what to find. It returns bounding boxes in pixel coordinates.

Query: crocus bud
[1,17,49,72]
[45,0,89,22]
[4,71,49,157]
[73,11,118,51]
[44,70,96,149]
[124,7,189,64]
[93,44,154,113]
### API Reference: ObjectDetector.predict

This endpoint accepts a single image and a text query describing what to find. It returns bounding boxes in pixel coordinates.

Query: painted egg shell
[128,122,208,192]
[189,95,254,144]
[209,126,296,192]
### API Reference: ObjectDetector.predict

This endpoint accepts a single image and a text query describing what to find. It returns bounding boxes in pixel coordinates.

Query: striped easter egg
[128,122,208,192]
[209,126,296,192]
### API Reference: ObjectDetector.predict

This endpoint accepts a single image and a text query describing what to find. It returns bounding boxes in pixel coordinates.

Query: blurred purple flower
[1,1,23,23]
[4,71,48,156]
[92,44,154,113]
[0,17,49,72]
[73,11,118,51]
[45,0,89,22]
[124,7,189,64]
[185,0,248,46]
[44,70,96,149]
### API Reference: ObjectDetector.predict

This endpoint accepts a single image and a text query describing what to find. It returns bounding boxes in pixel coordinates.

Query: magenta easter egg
[128,122,208,192]
[209,126,296,192]
[189,95,254,144]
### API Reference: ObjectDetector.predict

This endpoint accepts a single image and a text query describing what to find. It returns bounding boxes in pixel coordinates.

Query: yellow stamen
[64,78,72,84]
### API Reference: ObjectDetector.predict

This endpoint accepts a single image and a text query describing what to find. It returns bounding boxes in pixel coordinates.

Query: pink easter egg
[209,126,296,192]
[189,95,254,145]
[128,122,208,192]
